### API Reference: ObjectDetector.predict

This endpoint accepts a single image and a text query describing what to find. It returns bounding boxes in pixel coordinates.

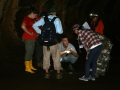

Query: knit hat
[72,24,80,31]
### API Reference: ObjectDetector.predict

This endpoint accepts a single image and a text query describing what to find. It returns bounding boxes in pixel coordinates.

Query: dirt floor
[0,49,120,90]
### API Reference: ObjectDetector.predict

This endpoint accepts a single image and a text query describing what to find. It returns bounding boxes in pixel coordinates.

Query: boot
[25,61,35,73]
[29,60,37,70]
[68,63,75,71]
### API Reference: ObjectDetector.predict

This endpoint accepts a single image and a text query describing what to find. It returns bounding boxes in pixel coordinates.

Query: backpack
[38,16,58,48]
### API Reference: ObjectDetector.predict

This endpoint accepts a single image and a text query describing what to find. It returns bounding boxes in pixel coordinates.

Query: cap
[48,7,58,14]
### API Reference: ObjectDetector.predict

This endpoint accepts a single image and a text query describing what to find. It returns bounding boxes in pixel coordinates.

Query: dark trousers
[85,45,102,78]
[35,39,43,64]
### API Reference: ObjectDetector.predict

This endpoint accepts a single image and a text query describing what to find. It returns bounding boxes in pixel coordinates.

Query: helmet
[90,13,99,17]
[89,11,99,18]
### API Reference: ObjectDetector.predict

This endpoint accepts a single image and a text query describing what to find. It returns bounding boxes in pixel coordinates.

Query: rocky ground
[0,48,119,90]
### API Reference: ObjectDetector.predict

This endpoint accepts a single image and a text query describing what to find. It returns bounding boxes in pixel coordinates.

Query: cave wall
[0,0,120,63]
[0,0,120,43]
[15,0,120,38]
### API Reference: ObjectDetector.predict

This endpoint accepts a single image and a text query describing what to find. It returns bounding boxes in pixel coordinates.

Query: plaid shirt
[78,30,102,52]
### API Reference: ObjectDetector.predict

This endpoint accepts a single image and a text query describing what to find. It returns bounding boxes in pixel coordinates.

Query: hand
[36,34,39,38]
[69,48,74,53]
[65,50,70,54]
[86,56,88,60]
[30,32,34,36]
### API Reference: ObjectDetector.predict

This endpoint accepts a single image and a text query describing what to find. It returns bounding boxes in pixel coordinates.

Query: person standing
[34,10,47,67]
[21,7,38,73]
[72,24,102,81]
[32,7,63,79]
[90,12,104,34]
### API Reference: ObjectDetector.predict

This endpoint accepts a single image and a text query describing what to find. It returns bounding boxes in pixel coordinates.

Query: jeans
[85,45,102,78]
[60,54,78,64]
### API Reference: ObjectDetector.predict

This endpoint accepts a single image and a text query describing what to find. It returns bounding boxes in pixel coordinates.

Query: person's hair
[61,35,68,40]
[27,7,38,15]
[39,11,47,17]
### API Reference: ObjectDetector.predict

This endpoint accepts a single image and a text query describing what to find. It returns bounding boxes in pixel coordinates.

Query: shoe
[56,73,62,79]
[69,72,73,74]
[68,64,75,71]
[91,78,95,81]
[88,75,95,81]
[37,63,43,67]
[79,75,88,81]
[45,73,50,79]
[60,67,65,71]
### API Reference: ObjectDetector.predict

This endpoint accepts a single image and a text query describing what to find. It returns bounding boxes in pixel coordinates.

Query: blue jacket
[32,15,63,34]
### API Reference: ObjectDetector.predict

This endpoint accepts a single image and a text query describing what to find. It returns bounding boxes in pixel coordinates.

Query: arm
[95,20,104,34]
[32,18,45,34]
[60,50,68,56]
[70,48,79,57]
[99,21,104,34]
[21,23,33,35]
[54,18,63,34]
[84,46,89,60]
[80,32,89,60]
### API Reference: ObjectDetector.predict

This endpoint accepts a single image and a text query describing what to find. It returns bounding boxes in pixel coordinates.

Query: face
[74,30,78,34]
[92,16,98,22]
[49,12,56,15]
[61,38,69,48]
[30,13,38,19]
